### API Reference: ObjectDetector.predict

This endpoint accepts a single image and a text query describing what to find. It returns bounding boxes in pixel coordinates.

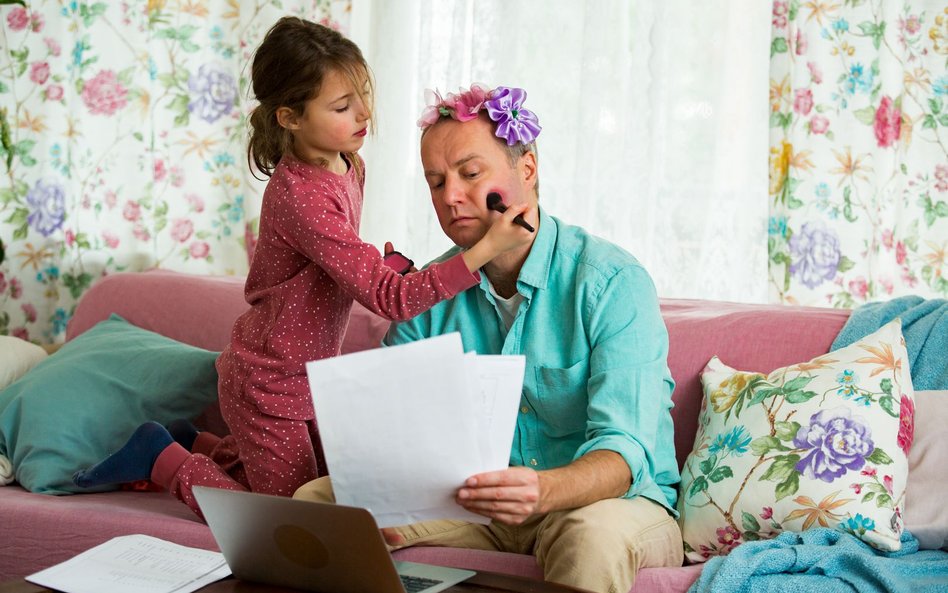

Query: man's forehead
[421,122,501,170]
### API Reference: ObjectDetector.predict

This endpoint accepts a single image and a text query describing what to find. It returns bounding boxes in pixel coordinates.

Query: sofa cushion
[0,315,220,494]
[678,319,913,561]
[903,390,948,550]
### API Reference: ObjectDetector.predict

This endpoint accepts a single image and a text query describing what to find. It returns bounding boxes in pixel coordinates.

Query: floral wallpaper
[0,0,351,343]
[769,0,948,306]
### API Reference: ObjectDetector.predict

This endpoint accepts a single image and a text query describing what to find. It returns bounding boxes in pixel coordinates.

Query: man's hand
[456,467,543,525]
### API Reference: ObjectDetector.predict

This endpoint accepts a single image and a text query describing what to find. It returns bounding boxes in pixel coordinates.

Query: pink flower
[898,395,914,456]
[81,70,128,116]
[170,219,194,243]
[795,30,808,55]
[895,241,907,265]
[861,467,877,477]
[64,229,76,247]
[101,230,120,249]
[132,223,150,242]
[104,190,117,209]
[45,84,64,102]
[772,2,788,28]
[189,241,210,259]
[850,483,862,495]
[6,7,29,31]
[760,507,773,520]
[417,89,445,128]
[901,15,921,34]
[123,200,141,222]
[810,115,830,134]
[0,272,7,294]
[716,526,742,551]
[883,475,894,495]
[29,62,50,85]
[793,89,814,115]
[12,328,29,341]
[443,84,491,122]
[186,193,205,213]
[29,11,43,33]
[44,37,61,56]
[874,96,901,148]
[153,159,167,182]
[10,278,22,299]
[881,229,894,249]
[848,277,869,300]
[879,277,894,295]
[21,303,37,323]
[935,164,948,193]
[170,166,184,188]
[807,61,823,84]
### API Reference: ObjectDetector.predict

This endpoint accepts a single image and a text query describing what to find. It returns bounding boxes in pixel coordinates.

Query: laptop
[192,486,475,593]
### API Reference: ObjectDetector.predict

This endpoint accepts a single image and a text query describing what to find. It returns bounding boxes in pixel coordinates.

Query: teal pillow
[0,315,220,494]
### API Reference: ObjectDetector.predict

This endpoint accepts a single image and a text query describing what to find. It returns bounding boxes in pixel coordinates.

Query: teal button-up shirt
[384,208,680,513]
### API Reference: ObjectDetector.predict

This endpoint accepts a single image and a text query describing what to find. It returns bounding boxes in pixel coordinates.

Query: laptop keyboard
[400,574,443,592]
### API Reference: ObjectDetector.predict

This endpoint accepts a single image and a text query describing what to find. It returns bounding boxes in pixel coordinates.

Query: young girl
[73,17,533,517]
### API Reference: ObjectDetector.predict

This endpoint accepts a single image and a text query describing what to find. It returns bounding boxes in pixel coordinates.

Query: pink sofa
[0,270,852,592]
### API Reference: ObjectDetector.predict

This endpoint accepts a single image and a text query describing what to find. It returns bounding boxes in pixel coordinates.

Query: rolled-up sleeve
[572,265,679,509]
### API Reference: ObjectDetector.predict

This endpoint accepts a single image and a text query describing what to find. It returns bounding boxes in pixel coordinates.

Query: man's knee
[293,476,335,503]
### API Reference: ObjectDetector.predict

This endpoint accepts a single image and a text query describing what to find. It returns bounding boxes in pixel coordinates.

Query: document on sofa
[26,534,232,593]
[306,332,525,528]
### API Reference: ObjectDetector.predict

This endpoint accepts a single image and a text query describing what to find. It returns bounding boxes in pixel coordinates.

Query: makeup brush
[486,192,535,232]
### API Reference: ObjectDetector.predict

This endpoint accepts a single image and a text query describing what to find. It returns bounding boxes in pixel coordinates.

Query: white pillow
[903,390,948,550]
[0,336,48,390]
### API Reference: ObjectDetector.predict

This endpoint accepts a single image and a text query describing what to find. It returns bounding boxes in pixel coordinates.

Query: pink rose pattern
[0,3,348,342]
[768,1,946,307]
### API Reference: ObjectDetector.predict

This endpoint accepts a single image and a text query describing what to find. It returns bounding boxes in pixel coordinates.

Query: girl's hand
[482,203,535,254]
[384,241,418,274]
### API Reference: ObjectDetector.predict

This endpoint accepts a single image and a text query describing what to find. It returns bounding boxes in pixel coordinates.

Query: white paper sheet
[465,354,525,471]
[26,534,231,593]
[306,333,525,528]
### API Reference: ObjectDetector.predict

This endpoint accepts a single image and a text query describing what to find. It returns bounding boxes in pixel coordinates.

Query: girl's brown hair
[247,17,374,179]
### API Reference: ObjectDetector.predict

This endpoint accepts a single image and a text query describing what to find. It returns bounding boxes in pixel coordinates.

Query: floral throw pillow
[678,319,914,563]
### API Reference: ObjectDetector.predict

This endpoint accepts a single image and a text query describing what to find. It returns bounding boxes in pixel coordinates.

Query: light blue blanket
[688,529,948,593]
[831,296,948,391]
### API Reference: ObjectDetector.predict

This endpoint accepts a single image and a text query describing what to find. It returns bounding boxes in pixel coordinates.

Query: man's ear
[276,107,300,131]
[519,150,538,191]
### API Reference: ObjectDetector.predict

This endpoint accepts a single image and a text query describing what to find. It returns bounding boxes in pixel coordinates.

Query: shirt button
[529,459,538,466]
[520,406,529,414]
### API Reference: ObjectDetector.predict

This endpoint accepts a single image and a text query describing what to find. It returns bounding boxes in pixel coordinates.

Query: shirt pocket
[534,360,589,435]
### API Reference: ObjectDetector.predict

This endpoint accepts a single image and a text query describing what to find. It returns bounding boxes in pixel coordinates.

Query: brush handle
[486,193,535,232]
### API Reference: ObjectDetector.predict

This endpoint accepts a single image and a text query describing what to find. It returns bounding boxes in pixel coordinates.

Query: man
[294,85,683,593]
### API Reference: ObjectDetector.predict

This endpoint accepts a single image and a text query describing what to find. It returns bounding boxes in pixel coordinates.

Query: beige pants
[293,477,683,593]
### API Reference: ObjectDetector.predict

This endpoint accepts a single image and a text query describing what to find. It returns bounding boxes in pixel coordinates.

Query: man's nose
[442,178,467,206]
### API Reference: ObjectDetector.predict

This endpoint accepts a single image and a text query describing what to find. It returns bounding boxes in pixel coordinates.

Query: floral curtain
[768,0,948,306]
[0,0,351,343]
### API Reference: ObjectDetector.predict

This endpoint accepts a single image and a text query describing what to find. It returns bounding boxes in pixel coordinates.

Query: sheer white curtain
[351,0,771,302]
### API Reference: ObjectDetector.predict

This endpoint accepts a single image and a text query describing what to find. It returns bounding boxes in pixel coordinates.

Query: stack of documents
[26,534,231,593]
[306,333,525,528]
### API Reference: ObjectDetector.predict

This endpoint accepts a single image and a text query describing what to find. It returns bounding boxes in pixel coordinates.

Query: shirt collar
[477,206,556,298]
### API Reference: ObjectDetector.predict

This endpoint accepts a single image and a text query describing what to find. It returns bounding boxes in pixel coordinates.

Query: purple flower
[789,222,841,288]
[188,63,236,123]
[26,178,66,237]
[484,86,541,146]
[794,408,873,482]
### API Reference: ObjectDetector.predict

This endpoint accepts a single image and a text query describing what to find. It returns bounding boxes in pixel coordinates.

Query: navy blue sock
[166,418,200,452]
[72,421,173,488]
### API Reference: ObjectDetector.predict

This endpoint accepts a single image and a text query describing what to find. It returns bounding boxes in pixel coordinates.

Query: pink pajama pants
[151,382,327,520]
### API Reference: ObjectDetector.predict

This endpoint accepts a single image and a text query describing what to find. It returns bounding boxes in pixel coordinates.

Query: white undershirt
[486,278,525,332]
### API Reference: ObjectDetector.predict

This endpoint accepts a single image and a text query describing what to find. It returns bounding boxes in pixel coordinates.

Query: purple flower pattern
[188,63,237,123]
[793,408,874,482]
[26,179,66,237]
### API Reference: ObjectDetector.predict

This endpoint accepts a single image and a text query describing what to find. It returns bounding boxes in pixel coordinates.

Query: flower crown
[416,83,541,146]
